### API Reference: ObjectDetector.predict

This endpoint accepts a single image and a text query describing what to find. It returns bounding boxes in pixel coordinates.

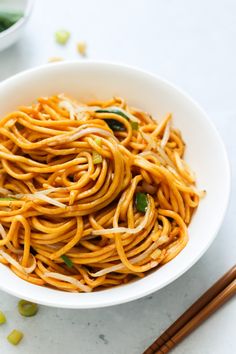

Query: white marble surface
[0,0,236,353]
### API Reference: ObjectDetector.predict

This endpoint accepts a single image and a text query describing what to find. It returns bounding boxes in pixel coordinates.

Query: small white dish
[0,0,34,52]
[0,62,230,308]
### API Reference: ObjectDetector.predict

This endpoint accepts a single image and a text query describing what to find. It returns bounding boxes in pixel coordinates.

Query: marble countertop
[0,0,235,353]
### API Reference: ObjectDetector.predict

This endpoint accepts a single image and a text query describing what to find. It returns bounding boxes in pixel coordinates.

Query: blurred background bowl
[0,0,34,52]
[0,61,230,308]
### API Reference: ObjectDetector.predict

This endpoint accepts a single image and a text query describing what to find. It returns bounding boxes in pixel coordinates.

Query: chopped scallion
[135,192,148,213]
[92,151,103,164]
[61,255,73,268]
[0,197,16,201]
[0,310,6,324]
[94,137,102,146]
[55,29,70,45]
[96,108,127,131]
[131,121,139,130]
[18,300,38,317]
[7,329,23,345]
[96,108,129,120]
[96,108,138,131]
[104,119,125,131]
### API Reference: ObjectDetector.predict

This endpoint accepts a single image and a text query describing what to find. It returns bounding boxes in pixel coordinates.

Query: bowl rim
[0,0,34,39]
[0,61,231,308]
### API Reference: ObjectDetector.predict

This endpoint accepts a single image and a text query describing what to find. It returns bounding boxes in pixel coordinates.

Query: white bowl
[0,0,34,52]
[0,62,230,308]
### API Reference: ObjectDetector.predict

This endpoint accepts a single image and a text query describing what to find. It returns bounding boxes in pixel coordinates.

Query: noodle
[0,95,203,292]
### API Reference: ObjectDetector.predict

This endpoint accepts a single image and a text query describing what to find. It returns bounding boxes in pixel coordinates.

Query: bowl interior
[0,62,230,308]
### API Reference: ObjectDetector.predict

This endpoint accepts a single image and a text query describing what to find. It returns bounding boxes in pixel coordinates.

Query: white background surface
[0,0,236,353]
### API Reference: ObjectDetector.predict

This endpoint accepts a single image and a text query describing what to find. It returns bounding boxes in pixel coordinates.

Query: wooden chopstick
[143,264,236,354]
[155,279,236,353]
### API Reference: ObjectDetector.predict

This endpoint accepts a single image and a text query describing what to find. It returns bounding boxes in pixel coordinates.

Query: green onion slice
[7,329,24,345]
[0,197,16,201]
[55,29,70,44]
[96,108,129,119]
[96,108,139,131]
[61,255,73,268]
[104,119,125,131]
[135,192,148,213]
[131,121,139,130]
[94,137,102,146]
[92,151,102,164]
[18,300,38,317]
[92,138,103,164]
[0,310,6,324]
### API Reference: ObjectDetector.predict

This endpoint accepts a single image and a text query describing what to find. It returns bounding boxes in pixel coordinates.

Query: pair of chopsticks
[143,265,236,354]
